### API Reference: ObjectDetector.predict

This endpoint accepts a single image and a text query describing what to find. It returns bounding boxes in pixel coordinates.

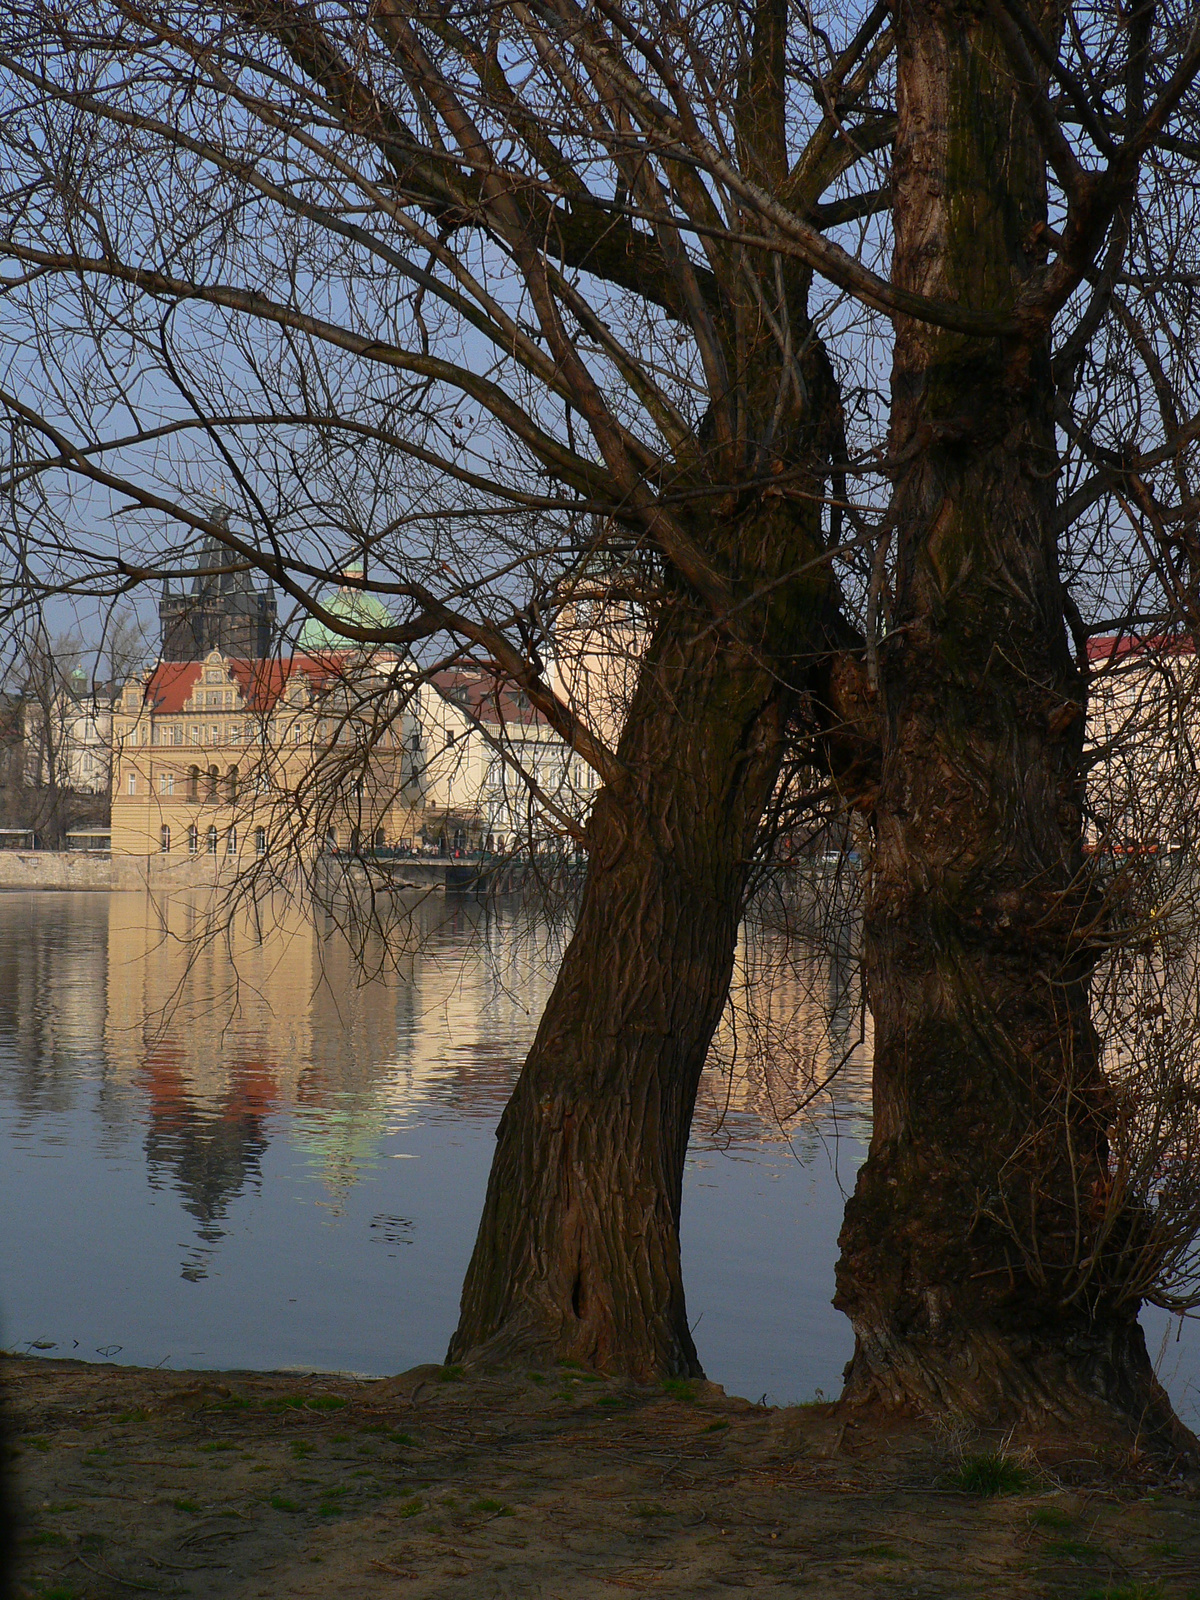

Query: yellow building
[1086,634,1200,855]
[110,648,421,860]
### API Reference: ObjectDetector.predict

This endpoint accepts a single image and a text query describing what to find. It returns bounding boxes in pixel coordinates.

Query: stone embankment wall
[0,851,489,893]
[0,850,241,891]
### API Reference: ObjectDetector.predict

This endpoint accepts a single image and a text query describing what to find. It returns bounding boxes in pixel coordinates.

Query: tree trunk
[449,577,802,1377]
[834,0,1194,1456]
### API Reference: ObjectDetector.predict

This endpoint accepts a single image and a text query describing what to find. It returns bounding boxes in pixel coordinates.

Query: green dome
[298,581,396,651]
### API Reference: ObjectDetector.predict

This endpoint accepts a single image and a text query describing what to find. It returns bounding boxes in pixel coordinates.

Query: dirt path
[5,1356,1198,1599]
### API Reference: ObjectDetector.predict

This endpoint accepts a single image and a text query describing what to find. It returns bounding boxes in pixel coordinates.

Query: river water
[0,887,1195,1421]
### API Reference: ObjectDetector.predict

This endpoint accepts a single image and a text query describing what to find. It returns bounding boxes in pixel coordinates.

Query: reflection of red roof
[431,669,550,727]
[1087,634,1197,663]
[138,654,347,714]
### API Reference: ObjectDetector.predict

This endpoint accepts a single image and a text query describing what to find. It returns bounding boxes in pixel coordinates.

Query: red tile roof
[1087,633,1197,663]
[133,656,553,725]
[140,661,201,712]
[137,654,345,714]
[430,669,550,726]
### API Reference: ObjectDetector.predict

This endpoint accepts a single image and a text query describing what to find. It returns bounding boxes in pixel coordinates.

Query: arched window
[159,824,171,854]
[187,824,198,855]
[325,828,338,852]
[206,825,218,855]
[373,828,386,850]
[226,765,239,803]
[226,826,238,856]
[254,827,267,857]
[187,765,199,801]
[350,827,361,854]
[206,765,219,800]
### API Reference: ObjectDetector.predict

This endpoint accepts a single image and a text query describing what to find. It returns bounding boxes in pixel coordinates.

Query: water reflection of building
[100,891,559,1273]
[698,917,873,1145]
[0,891,111,1115]
[0,886,876,1281]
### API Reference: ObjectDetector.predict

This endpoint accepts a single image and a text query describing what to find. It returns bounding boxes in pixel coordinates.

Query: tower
[159,510,277,661]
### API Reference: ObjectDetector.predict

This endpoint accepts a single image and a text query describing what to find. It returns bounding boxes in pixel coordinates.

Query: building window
[229,724,241,744]
[206,765,219,799]
[206,825,218,855]
[226,765,239,803]
[127,773,136,795]
[160,824,171,854]
[189,725,200,745]
[206,690,220,707]
[210,724,220,745]
[171,725,183,746]
[293,725,302,744]
[187,824,198,855]
[254,827,266,857]
[325,828,337,852]
[158,772,175,796]
[226,827,237,856]
[187,765,199,800]
[374,828,386,849]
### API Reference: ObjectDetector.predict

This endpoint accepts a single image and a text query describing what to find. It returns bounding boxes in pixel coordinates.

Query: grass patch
[1043,1538,1102,1562]
[398,1498,424,1518]
[22,1531,69,1548]
[470,1498,510,1515]
[662,1379,695,1403]
[115,1409,148,1425]
[270,1495,303,1514]
[172,1498,201,1514]
[1031,1505,1073,1529]
[633,1502,667,1518]
[1081,1587,1165,1600]
[435,1365,463,1383]
[947,1452,1031,1496]
[305,1395,346,1412]
[22,1437,51,1453]
[289,1441,314,1458]
[34,1587,76,1600]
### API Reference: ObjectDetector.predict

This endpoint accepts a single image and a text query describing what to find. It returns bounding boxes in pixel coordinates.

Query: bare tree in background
[1,0,1200,1453]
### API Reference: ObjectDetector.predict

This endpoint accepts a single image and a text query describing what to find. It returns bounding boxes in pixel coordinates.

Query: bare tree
[3,622,109,847]
[1,0,1200,1452]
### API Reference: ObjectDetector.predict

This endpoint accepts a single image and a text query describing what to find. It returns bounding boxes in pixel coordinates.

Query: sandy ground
[5,1355,1199,1599]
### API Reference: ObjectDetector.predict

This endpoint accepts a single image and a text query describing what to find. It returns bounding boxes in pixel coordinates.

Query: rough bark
[834,0,1195,1458]
[449,513,829,1376]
